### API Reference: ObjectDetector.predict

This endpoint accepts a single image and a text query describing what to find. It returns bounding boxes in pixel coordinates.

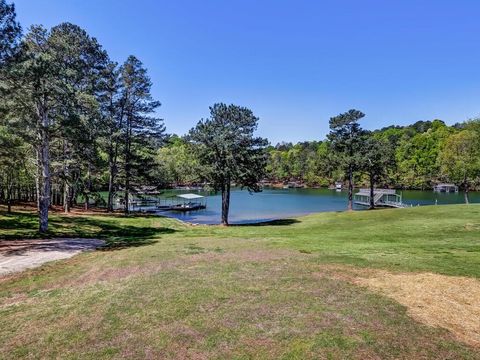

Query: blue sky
[13,0,480,144]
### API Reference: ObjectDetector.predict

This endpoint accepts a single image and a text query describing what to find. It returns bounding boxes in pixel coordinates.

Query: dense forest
[160,118,480,190]
[1,0,480,229]
[266,119,480,188]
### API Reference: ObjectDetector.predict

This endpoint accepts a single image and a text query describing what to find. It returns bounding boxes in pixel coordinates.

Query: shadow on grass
[233,218,301,227]
[0,211,175,249]
[0,212,38,231]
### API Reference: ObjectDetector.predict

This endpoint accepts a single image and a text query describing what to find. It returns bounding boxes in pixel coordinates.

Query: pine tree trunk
[124,123,132,215]
[36,154,41,211]
[35,102,51,233]
[221,181,231,226]
[347,167,353,211]
[107,157,115,212]
[70,178,77,207]
[37,140,50,233]
[124,180,129,215]
[6,186,11,213]
[63,140,69,213]
[124,148,130,215]
[64,182,70,213]
[369,175,375,210]
[84,165,91,211]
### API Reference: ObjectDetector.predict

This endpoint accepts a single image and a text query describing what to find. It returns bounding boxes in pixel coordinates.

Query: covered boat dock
[354,189,407,208]
[157,194,207,211]
[433,183,458,193]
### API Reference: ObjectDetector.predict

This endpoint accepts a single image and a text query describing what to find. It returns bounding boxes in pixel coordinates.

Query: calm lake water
[159,188,480,224]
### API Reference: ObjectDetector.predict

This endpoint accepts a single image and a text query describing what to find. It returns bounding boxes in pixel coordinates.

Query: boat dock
[166,193,207,212]
[354,189,407,208]
[115,193,207,213]
[433,183,458,193]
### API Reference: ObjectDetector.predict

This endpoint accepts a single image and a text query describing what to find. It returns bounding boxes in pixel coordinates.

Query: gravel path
[0,238,105,276]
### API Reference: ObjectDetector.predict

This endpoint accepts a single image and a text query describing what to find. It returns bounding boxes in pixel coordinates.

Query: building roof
[176,193,205,200]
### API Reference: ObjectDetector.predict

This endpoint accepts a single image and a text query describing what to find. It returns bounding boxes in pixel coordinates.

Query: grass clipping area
[329,267,480,347]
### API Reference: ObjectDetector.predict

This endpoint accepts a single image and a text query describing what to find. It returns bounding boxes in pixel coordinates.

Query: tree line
[268,116,479,204]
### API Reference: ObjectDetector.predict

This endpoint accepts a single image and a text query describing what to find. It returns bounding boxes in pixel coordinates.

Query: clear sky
[13,0,480,144]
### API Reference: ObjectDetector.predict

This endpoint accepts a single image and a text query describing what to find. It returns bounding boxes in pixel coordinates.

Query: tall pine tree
[328,109,366,210]
[188,103,269,225]
[118,56,165,213]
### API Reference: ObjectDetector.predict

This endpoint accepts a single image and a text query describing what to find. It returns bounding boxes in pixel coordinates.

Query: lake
[158,188,480,224]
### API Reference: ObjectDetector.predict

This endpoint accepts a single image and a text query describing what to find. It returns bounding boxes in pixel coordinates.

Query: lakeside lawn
[0,205,479,359]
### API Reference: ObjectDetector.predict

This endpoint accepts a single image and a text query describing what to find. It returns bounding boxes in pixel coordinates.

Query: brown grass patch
[317,266,480,347]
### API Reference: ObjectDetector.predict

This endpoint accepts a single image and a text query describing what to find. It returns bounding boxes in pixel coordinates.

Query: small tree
[188,103,269,225]
[328,109,366,210]
[361,135,394,209]
[439,130,480,204]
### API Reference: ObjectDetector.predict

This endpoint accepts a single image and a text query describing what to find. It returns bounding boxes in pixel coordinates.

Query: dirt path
[0,238,105,276]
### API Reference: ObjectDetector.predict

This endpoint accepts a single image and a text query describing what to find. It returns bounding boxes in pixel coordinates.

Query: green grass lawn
[1,205,479,359]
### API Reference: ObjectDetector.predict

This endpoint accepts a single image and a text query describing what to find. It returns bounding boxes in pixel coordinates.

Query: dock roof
[356,189,397,195]
[176,193,205,200]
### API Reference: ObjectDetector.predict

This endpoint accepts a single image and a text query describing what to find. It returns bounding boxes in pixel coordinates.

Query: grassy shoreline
[2,204,479,277]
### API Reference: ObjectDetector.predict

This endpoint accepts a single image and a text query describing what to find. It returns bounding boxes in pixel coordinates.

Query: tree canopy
[439,129,480,203]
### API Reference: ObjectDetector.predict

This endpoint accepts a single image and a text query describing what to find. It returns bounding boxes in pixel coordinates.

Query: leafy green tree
[396,120,452,189]
[462,118,480,138]
[439,130,480,204]
[188,103,269,225]
[328,109,366,210]
[157,136,201,185]
[266,148,289,182]
[361,135,394,209]
[264,140,337,186]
